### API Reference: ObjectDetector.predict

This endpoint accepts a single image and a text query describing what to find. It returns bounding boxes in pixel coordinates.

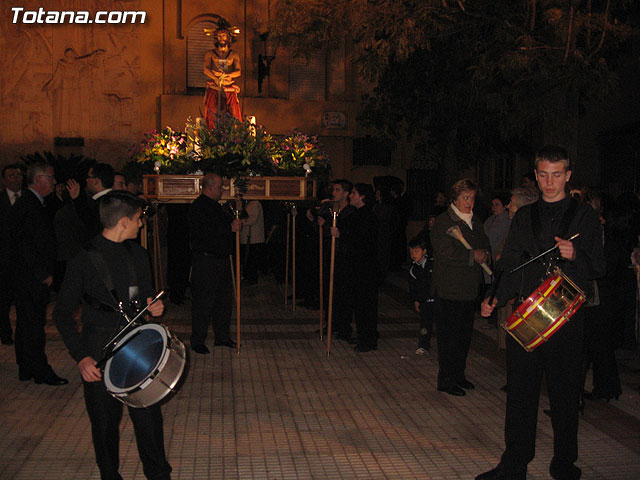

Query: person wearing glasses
[10,162,67,385]
[67,162,115,239]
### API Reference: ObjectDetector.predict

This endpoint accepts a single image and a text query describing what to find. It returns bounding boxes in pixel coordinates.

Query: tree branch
[587,0,610,61]
[564,6,574,62]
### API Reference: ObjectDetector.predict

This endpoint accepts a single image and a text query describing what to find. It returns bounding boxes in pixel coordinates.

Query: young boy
[408,234,434,354]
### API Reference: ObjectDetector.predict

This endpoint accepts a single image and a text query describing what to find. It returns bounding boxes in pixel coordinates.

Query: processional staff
[291,204,297,313]
[234,206,241,354]
[284,208,290,305]
[318,222,324,340]
[326,210,338,357]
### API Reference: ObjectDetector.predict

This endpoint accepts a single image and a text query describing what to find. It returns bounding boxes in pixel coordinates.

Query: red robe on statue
[204,82,242,128]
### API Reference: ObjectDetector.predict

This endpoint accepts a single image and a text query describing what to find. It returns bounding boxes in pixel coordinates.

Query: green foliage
[274,130,330,177]
[19,151,95,182]
[272,0,636,168]
[129,113,331,191]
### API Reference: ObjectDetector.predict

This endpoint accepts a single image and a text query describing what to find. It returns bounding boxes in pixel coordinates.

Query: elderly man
[189,172,241,353]
[11,162,67,385]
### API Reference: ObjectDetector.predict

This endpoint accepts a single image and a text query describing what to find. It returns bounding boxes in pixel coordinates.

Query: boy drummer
[54,191,172,480]
[476,146,605,480]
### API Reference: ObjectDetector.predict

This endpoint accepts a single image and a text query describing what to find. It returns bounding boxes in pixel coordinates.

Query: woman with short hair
[430,179,491,396]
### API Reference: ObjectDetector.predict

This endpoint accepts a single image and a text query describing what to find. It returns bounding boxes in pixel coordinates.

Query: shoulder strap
[85,241,119,308]
[557,197,579,239]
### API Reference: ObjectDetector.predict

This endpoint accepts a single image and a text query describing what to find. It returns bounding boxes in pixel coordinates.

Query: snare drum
[103,323,187,408]
[502,268,586,352]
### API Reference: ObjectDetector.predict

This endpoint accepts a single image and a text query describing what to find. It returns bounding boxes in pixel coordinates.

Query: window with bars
[289,54,326,101]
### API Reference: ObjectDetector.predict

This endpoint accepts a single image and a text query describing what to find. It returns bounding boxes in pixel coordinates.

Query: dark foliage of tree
[272,0,637,168]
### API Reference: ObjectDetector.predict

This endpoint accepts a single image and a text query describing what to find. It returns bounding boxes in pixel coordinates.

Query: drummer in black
[476,146,605,480]
[54,191,172,480]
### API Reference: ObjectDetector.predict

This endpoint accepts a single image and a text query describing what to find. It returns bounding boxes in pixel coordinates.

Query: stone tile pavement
[1,272,639,479]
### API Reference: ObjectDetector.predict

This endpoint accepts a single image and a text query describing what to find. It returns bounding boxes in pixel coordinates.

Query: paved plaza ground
[1,271,639,479]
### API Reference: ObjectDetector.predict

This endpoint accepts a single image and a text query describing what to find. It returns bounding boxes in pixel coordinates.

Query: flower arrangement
[128,113,330,185]
[187,114,278,179]
[274,130,330,177]
[129,127,191,174]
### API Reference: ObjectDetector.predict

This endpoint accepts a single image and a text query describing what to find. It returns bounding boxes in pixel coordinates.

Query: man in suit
[0,164,24,345]
[189,172,241,353]
[67,162,114,240]
[11,161,67,385]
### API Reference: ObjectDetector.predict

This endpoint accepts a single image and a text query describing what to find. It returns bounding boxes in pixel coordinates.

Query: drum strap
[530,197,579,256]
[85,240,138,312]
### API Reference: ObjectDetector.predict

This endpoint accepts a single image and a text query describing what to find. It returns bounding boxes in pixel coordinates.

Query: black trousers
[353,279,379,347]
[0,268,14,341]
[498,312,584,475]
[332,262,353,337]
[434,298,475,390]
[240,243,263,284]
[83,380,171,480]
[14,280,52,377]
[190,254,233,345]
[418,300,434,348]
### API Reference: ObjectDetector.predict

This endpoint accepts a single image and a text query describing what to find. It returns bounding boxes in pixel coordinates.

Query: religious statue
[203,27,242,127]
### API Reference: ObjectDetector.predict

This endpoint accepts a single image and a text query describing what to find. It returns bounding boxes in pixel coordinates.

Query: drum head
[106,325,166,390]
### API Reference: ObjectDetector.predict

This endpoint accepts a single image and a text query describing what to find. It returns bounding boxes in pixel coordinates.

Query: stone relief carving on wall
[0,0,143,160]
[42,48,105,137]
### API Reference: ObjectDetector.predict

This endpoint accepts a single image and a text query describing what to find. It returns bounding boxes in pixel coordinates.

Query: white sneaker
[415,347,429,355]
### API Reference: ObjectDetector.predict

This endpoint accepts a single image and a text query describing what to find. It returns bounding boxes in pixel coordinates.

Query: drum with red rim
[501,268,586,352]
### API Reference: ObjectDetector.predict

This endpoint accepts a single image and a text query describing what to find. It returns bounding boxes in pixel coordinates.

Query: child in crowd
[408,234,434,354]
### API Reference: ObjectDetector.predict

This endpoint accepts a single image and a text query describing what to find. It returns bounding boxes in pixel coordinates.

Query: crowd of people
[1,145,639,479]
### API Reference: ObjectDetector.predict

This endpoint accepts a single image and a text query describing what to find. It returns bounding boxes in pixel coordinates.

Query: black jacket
[10,189,56,284]
[189,194,235,258]
[495,196,605,305]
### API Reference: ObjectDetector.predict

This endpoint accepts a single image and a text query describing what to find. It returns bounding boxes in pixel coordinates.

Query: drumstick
[510,233,580,274]
[446,225,493,276]
[97,291,166,368]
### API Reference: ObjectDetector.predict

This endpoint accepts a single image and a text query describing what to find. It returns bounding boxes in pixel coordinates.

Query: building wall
[1,0,384,184]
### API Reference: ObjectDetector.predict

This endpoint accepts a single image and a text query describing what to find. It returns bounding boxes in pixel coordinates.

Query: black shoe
[549,461,581,480]
[34,372,68,386]
[458,379,475,390]
[543,409,551,417]
[191,344,210,354]
[353,344,377,352]
[500,384,509,392]
[336,333,355,344]
[475,467,526,480]
[19,367,33,382]
[1,336,13,345]
[438,386,466,396]
[214,339,237,348]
